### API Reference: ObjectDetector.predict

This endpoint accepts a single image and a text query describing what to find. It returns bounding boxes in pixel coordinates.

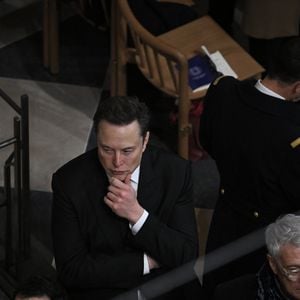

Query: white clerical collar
[255,80,285,100]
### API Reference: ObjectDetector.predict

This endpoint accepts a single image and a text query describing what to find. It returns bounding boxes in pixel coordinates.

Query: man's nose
[113,152,122,167]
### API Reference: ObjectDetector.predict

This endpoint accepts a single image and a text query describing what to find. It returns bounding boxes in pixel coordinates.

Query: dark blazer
[199,76,300,291]
[51,145,198,299]
[213,274,257,300]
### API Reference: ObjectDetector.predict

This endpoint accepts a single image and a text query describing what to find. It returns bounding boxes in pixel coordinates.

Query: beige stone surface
[0,77,100,191]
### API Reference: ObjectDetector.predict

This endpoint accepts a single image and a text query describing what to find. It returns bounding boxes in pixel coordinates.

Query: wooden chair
[111,0,264,159]
[43,0,110,74]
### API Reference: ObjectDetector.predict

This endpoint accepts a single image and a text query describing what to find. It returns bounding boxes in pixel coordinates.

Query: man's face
[97,120,149,182]
[268,244,300,299]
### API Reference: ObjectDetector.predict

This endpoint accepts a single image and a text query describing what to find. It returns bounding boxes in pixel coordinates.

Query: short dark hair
[93,96,150,137]
[268,37,300,84]
[14,275,66,300]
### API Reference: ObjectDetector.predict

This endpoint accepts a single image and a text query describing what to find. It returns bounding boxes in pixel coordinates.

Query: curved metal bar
[21,94,30,257]
[0,137,17,150]
[0,88,21,115]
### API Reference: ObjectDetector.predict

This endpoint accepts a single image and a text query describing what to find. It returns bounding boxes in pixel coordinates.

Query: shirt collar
[255,80,285,100]
[131,165,140,185]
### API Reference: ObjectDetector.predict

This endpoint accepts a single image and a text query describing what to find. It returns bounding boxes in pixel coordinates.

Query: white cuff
[130,210,149,235]
[143,253,150,275]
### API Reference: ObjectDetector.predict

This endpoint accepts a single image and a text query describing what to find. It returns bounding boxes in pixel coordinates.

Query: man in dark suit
[199,37,300,296]
[51,96,199,299]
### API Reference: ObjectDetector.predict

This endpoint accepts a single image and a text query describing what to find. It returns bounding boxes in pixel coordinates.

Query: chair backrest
[116,0,191,98]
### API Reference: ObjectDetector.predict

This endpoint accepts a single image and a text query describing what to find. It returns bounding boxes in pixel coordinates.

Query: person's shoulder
[213,274,257,300]
[210,75,238,88]
[54,148,98,177]
[206,75,243,100]
[146,145,190,167]
[212,75,231,85]
[143,145,192,184]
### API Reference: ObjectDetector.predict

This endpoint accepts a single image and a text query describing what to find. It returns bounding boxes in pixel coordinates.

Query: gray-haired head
[265,214,300,258]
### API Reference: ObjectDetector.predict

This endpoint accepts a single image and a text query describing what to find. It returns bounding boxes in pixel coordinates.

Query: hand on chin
[110,171,130,182]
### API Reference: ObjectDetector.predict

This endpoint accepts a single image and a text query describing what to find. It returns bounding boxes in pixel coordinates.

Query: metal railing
[0,88,30,296]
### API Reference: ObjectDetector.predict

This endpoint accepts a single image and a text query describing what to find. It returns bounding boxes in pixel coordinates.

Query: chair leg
[100,0,110,28]
[110,0,128,96]
[177,96,191,160]
[43,0,59,74]
[178,125,191,160]
[43,0,49,69]
[110,0,118,96]
[49,0,59,74]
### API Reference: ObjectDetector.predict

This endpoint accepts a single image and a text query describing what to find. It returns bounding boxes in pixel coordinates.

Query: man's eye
[288,268,300,274]
[123,149,133,154]
[103,148,113,153]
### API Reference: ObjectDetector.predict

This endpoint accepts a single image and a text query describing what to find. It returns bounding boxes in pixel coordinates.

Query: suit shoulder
[212,75,228,86]
[206,76,239,97]
[147,145,191,169]
[54,148,98,177]
[211,75,236,87]
[214,274,257,300]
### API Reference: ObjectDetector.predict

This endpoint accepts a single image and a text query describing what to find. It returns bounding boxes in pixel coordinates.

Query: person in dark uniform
[199,37,300,297]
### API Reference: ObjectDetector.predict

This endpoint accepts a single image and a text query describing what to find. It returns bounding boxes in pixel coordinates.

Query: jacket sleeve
[130,161,198,269]
[280,143,300,205]
[199,80,219,155]
[51,172,143,289]
[199,76,231,157]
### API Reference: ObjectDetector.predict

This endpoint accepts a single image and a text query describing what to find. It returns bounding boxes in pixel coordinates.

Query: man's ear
[267,254,278,275]
[142,131,150,152]
[295,81,300,94]
[291,81,300,95]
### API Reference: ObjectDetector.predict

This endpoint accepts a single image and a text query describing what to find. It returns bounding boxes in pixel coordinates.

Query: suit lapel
[137,147,160,213]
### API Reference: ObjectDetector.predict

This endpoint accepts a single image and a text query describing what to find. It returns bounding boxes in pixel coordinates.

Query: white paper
[192,50,237,93]
[210,51,238,78]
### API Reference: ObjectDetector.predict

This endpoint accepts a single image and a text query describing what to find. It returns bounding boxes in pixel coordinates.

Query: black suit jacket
[52,145,198,299]
[213,274,257,300]
[200,76,300,221]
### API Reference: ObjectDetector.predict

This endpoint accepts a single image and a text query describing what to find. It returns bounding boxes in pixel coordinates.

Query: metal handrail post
[4,153,14,271]
[20,95,30,258]
[13,117,22,280]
